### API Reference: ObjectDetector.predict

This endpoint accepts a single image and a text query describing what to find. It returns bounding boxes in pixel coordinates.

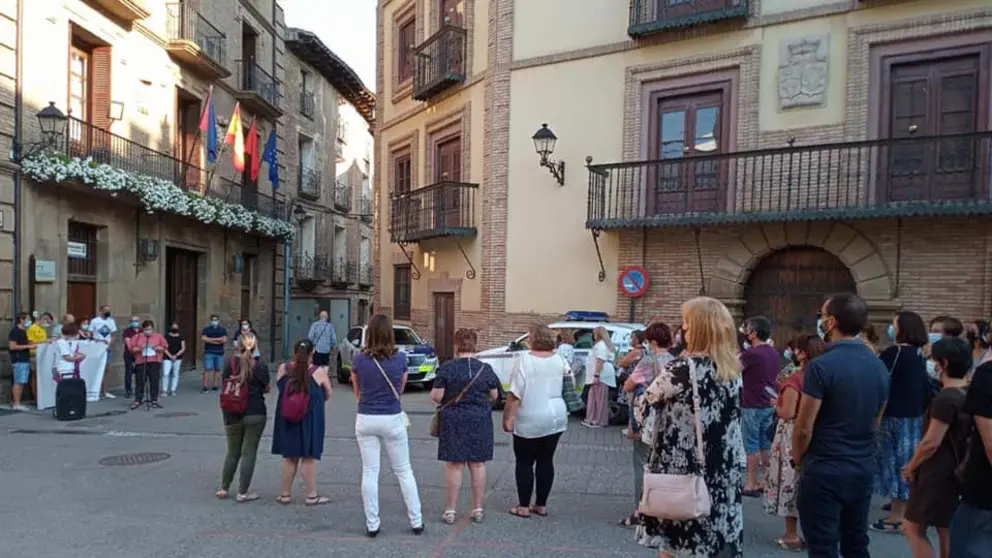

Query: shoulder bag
[373,357,411,428]
[430,359,481,437]
[638,356,711,521]
[560,354,585,413]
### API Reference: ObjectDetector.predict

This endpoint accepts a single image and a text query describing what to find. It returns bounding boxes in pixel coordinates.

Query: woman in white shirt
[503,324,570,519]
[55,323,87,378]
[582,326,616,428]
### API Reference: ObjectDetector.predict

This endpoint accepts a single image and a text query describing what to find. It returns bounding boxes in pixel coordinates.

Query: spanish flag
[225,103,245,172]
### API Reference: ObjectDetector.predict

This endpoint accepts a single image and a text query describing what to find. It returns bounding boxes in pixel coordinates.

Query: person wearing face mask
[308,310,337,368]
[26,312,54,402]
[871,311,930,533]
[233,319,261,361]
[739,316,780,497]
[51,313,75,339]
[966,319,992,370]
[88,305,118,400]
[162,322,186,397]
[126,320,168,409]
[78,318,93,340]
[8,313,36,411]
[121,315,143,399]
[201,315,228,393]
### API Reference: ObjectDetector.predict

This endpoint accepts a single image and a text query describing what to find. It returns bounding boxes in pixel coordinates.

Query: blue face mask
[887,324,896,340]
[742,341,751,350]
[210,320,219,327]
[130,321,140,328]
[783,348,793,362]
[816,319,825,339]
[928,332,943,345]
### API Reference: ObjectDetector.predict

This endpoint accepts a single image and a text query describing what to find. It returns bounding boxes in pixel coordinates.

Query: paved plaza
[2,376,912,558]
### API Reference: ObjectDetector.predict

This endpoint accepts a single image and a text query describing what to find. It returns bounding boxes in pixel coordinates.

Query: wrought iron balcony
[628,0,749,38]
[334,180,352,211]
[586,131,992,230]
[51,116,285,221]
[358,195,373,223]
[298,166,321,200]
[413,25,468,101]
[235,59,283,118]
[165,3,229,79]
[390,181,478,243]
[331,257,357,286]
[358,262,374,287]
[300,90,315,119]
[88,0,150,22]
[335,139,344,161]
[293,252,330,285]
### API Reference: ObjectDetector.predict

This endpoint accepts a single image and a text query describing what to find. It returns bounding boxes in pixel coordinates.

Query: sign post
[618,266,650,322]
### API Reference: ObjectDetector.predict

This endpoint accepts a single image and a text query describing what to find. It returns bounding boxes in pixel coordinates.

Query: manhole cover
[154,412,199,418]
[99,452,171,466]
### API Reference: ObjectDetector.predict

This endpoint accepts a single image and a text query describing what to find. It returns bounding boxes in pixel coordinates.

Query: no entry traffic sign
[618,266,650,299]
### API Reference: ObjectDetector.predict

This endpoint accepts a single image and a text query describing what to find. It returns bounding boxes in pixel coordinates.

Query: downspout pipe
[282,236,291,359]
[12,0,23,316]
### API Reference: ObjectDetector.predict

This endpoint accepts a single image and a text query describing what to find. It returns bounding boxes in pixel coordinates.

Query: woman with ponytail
[216,333,269,503]
[271,338,333,506]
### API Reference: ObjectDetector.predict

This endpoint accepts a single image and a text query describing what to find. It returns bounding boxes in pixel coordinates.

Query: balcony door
[648,90,725,216]
[883,49,989,203]
[176,88,202,191]
[435,136,462,231]
[440,0,464,26]
[439,0,465,77]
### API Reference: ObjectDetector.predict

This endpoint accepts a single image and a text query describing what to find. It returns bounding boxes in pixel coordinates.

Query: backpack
[219,357,250,414]
[280,364,317,423]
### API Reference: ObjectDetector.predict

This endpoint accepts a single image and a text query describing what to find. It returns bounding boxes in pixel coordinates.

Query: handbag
[372,358,411,428]
[638,356,712,521]
[560,355,585,413]
[430,360,482,437]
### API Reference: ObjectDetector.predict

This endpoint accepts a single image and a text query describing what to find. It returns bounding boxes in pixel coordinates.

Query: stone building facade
[376,0,992,355]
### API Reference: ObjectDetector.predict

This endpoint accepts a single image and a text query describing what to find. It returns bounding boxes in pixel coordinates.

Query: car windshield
[394,328,423,345]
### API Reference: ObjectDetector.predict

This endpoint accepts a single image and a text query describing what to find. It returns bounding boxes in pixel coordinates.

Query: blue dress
[271,374,326,459]
[435,358,499,463]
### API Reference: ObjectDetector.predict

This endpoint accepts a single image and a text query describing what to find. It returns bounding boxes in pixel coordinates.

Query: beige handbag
[638,357,712,521]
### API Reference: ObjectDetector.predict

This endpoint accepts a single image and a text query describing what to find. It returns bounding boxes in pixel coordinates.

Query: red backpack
[219,358,250,414]
[280,364,316,423]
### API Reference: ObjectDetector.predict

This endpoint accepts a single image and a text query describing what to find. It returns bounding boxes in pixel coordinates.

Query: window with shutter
[90,46,113,130]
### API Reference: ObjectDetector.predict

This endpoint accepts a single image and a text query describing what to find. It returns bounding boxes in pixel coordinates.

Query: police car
[336,324,439,388]
[474,311,645,408]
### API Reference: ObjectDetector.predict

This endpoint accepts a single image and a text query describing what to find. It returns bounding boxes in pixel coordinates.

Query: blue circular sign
[618,266,650,298]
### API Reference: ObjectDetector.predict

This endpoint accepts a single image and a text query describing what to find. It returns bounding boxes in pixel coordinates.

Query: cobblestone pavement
[0,378,915,557]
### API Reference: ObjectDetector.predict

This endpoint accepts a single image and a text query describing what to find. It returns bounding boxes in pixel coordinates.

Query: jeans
[355,413,423,531]
[742,407,776,454]
[797,469,873,558]
[513,432,563,508]
[162,359,181,393]
[632,439,651,507]
[123,352,134,395]
[133,362,161,403]
[221,414,266,494]
[950,502,992,558]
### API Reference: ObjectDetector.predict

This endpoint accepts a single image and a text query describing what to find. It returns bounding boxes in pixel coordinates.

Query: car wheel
[336,356,349,384]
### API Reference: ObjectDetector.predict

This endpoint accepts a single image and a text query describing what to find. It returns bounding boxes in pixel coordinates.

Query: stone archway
[707,222,896,316]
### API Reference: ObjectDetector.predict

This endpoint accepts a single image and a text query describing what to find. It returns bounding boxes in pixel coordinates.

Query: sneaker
[125,391,132,399]
[103,392,116,400]
[169,391,177,397]
[160,392,168,398]
[201,387,209,394]
[12,404,30,412]
[621,428,629,437]
[211,386,218,392]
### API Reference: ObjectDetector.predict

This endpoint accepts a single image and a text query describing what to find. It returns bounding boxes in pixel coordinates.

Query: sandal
[236,493,260,503]
[869,519,903,533]
[508,506,531,518]
[470,508,485,523]
[775,538,806,552]
[304,495,331,506]
[275,494,292,505]
[530,506,548,517]
[150,401,163,409]
[215,489,228,499]
[442,509,456,525]
[130,401,142,410]
[618,513,638,527]
[742,488,764,498]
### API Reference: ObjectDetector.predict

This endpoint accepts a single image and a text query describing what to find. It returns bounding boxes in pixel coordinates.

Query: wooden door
[440,0,463,26]
[66,282,96,322]
[176,90,202,190]
[433,292,455,363]
[743,247,857,349]
[165,248,200,366]
[240,255,254,323]
[650,92,724,215]
[357,299,369,325]
[885,54,985,203]
[241,27,257,88]
[435,137,462,230]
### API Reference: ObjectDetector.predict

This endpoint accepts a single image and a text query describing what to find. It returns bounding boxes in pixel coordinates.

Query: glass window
[393,327,423,345]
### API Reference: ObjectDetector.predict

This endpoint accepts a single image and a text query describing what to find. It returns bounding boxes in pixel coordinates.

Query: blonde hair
[682,297,742,382]
[593,326,615,353]
[238,333,257,384]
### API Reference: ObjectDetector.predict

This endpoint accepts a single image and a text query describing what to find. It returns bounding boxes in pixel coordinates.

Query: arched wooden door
[743,247,857,349]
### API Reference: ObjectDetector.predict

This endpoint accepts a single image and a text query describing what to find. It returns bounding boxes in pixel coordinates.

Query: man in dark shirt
[952,361,992,556]
[793,293,889,558]
[200,315,228,393]
[739,315,780,495]
[7,312,34,410]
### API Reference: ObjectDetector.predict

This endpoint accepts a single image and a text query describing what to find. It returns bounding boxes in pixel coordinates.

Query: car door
[342,327,362,367]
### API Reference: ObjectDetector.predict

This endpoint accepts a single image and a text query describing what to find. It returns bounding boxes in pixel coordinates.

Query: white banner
[35,340,109,410]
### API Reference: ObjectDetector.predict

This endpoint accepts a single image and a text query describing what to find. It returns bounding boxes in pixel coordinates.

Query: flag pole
[201,140,228,197]
[182,85,212,194]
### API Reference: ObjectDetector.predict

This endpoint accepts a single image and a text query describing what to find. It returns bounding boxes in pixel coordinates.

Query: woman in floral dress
[635,297,745,558]
[763,334,826,551]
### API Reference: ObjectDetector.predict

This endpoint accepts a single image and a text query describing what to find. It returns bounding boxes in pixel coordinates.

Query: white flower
[22,152,294,239]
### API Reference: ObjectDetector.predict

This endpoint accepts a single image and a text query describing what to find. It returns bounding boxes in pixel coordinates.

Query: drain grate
[154,412,199,418]
[99,452,171,467]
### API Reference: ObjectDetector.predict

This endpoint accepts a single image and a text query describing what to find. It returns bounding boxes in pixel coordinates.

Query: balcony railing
[293,253,330,283]
[298,166,321,199]
[235,59,282,117]
[334,180,351,211]
[358,195,373,223]
[331,257,357,285]
[413,25,468,101]
[165,3,228,77]
[358,262,374,286]
[586,131,992,229]
[56,116,285,220]
[300,90,315,118]
[390,181,478,243]
[337,120,348,142]
[628,0,749,38]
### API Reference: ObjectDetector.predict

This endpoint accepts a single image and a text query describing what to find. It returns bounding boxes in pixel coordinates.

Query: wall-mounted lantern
[140,238,159,262]
[109,100,125,122]
[531,123,565,186]
[37,102,68,146]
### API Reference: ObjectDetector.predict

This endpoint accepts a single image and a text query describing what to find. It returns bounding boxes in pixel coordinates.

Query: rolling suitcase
[53,374,87,421]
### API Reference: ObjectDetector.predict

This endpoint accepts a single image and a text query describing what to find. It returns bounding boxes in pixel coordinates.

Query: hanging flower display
[22,152,295,239]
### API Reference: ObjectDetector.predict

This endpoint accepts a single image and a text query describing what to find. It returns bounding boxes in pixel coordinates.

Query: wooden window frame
[397,17,416,85]
[392,150,413,195]
[392,2,418,101]
[432,133,462,183]
[67,221,99,281]
[393,264,412,320]
[68,46,89,123]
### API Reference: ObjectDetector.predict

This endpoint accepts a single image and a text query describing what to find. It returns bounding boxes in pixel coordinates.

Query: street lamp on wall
[37,102,68,147]
[532,123,565,186]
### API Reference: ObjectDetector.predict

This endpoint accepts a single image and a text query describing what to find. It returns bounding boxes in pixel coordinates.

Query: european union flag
[262,129,279,190]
